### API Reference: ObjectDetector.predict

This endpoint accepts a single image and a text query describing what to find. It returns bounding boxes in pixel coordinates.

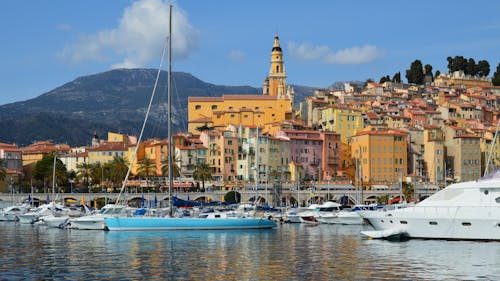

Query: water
[1,222,500,280]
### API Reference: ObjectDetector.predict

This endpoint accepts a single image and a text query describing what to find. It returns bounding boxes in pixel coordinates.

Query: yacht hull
[104,217,277,231]
[359,207,500,240]
[69,217,107,230]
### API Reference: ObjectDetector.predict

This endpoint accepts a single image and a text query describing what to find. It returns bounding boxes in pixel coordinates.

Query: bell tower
[263,35,287,98]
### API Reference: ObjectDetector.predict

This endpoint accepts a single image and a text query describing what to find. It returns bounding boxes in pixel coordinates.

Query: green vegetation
[32,152,68,193]
[405,59,424,84]
[493,63,500,86]
[193,163,212,190]
[447,56,490,76]
[0,159,6,181]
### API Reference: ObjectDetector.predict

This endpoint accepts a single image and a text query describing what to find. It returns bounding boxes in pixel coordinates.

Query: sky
[1,0,500,105]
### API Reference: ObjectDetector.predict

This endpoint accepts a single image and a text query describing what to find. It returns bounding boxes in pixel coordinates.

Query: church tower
[263,35,287,99]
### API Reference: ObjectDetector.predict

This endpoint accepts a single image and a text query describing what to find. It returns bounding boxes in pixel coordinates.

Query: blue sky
[1,0,499,105]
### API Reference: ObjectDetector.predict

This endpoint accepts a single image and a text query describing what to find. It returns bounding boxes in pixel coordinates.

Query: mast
[485,119,500,176]
[168,4,174,217]
[254,127,259,207]
[52,152,56,203]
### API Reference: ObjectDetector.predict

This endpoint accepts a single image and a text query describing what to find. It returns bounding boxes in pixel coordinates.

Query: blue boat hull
[104,217,277,231]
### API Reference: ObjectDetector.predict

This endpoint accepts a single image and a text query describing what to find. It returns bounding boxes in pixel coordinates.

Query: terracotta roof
[87,142,127,152]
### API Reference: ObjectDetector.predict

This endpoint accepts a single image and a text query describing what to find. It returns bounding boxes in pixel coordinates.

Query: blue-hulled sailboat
[105,5,276,231]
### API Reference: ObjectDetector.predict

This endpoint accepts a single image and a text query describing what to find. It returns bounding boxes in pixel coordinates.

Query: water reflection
[2,222,500,280]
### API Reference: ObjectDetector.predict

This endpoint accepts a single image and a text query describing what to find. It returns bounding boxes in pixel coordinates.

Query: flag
[81,195,85,205]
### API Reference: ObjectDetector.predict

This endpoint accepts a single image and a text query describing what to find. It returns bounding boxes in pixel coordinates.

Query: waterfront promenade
[0,182,439,207]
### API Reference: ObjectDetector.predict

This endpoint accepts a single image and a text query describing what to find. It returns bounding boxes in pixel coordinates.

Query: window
[195,105,201,110]
[212,105,217,110]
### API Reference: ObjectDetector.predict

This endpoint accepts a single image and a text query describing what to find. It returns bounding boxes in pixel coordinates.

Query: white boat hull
[69,216,107,230]
[0,213,20,221]
[18,213,40,224]
[359,206,500,240]
[43,216,69,228]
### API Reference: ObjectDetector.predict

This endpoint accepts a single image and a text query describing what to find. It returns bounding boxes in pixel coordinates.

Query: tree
[0,159,6,182]
[76,162,93,185]
[138,158,157,178]
[477,60,490,77]
[493,63,500,86]
[447,56,468,73]
[424,64,433,77]
[466,58,476,76]
[379,75,391,84]
[434,70,441,78]
[108,156,130,191]
[193,163,212,191]
[161,153,180,179]
[405,59,424,84]
[138,158,157,191]
[32,152,67,194]
[392,72,401,83]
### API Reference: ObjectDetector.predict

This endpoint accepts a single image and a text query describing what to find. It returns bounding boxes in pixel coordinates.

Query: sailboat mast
[52,152,56,203]
[168,4,173,217]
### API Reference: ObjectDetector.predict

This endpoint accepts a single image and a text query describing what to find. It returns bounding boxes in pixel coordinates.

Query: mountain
[0,69,315,146]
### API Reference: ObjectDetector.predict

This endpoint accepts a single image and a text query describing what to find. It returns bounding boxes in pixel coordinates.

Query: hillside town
[1,36,500,196]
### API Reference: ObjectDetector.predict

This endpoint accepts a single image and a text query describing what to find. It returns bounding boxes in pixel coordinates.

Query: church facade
[188,35,295,135]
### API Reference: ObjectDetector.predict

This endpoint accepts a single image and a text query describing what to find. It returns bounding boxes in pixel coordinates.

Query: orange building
[351,128,408,187]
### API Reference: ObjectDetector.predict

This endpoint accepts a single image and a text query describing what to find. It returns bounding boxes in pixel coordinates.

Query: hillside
[0,69,315,146]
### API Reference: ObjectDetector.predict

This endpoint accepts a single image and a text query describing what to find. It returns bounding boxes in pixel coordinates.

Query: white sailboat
[104,5,276,231]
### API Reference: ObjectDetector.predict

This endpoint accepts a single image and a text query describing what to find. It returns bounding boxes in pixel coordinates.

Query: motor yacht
[359,171,500,240]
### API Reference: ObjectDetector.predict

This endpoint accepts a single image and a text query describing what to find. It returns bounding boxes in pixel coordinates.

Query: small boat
[0,204,30,221]
[18,203,61,224]
[42,204,92,229]
[69,204,129,230]
[300,202,341,224]
[283,209,302,223]
[318,207,365,225]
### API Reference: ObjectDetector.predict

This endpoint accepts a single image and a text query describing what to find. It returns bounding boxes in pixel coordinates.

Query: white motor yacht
[301,202,341,224]
[359,171,500,240]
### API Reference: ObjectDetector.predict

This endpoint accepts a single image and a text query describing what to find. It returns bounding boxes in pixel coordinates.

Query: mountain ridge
[0,68,315,146]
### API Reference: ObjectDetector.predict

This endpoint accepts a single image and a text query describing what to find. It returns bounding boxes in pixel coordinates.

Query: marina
[2,221,500,280]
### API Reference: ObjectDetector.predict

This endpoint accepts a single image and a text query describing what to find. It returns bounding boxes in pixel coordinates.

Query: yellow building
[320,106,364,144]
[423,125,445,184]
[351,128,408,187]
[188,36,294,136]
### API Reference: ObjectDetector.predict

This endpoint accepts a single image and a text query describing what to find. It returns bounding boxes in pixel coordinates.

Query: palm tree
[193,163,212,191]
[108,156,130,191]
[161,154,180,179]
[76,162,93,185]
[0,159,6,182]
[137,158,157,177]
[138,158,157,191]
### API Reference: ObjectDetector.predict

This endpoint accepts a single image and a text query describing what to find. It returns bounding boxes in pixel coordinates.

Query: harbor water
[1,222,500,280]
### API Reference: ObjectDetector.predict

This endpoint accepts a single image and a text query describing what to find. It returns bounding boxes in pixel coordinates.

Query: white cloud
[288,42,381,64]
[58,0,199,68]
[227,49,246,63]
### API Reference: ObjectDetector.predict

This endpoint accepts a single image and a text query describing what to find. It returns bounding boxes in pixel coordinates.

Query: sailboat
[104,5,276,231]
